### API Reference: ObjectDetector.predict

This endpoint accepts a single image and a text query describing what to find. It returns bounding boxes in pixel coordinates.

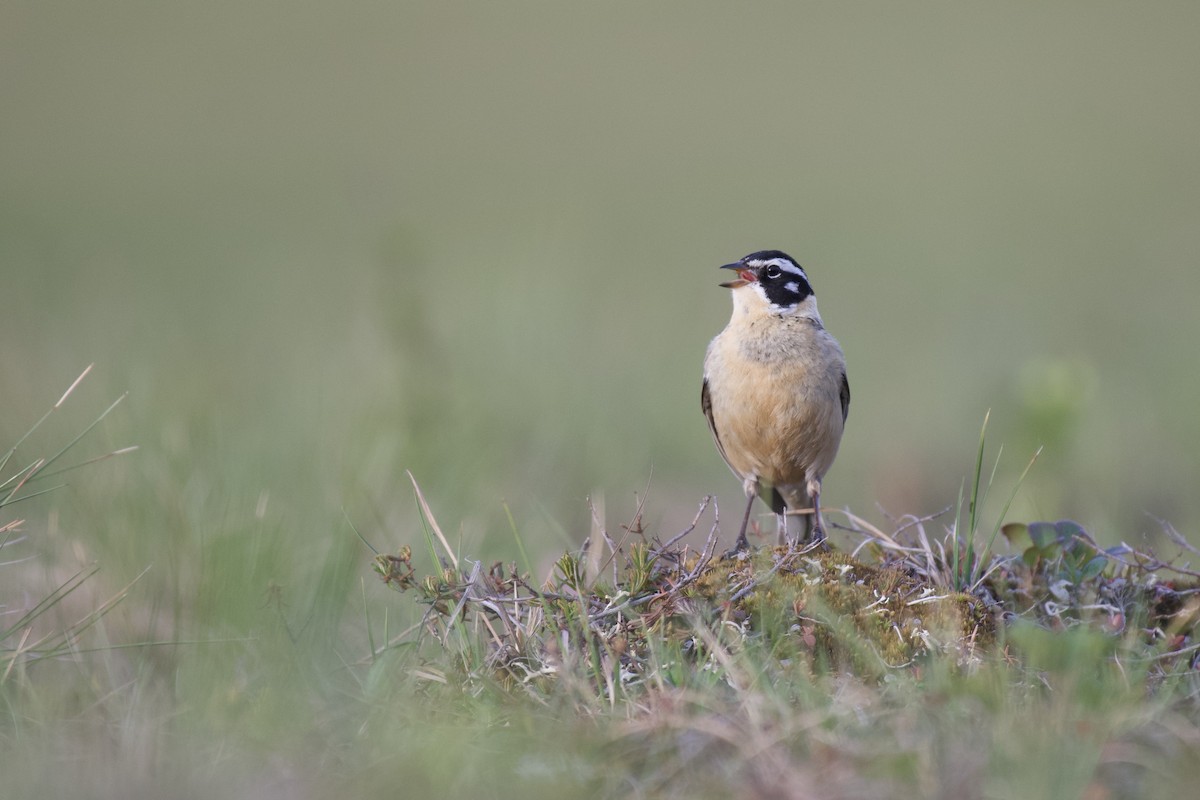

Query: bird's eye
[764,265,782,279]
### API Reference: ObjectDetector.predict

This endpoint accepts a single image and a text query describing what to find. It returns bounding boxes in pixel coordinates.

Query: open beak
[719,262,757,289]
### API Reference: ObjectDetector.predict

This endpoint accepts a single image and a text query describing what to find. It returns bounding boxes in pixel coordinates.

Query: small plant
[1002,519,1110,583]
[949,410,1041,591]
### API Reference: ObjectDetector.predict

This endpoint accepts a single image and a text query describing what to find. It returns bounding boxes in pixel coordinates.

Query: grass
[949,410,1043,592]
[3,372,1200,798]
[352,471,1200,798]
[1,366,141,682]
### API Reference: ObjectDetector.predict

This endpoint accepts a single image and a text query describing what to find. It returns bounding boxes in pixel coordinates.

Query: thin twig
[654,495,712,555]
[1152,514,1200,558]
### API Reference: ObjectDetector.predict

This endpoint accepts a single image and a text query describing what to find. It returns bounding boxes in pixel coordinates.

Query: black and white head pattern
[741,250,813,312]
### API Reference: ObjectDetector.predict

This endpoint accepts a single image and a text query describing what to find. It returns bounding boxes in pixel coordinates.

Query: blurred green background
[5,3,1200,795]
[4,1,1200,578]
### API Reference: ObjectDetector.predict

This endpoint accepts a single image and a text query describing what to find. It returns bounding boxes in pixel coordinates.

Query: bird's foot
[809,525,828,548]
[722,534,752,560]
[786,526,827,552]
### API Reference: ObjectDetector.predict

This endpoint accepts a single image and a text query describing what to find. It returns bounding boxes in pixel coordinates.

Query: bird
[701,250,849,553]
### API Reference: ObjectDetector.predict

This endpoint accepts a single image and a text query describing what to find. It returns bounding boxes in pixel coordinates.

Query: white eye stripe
[784,281,799,294]
[772,260,806,277]
[750,258,806,279]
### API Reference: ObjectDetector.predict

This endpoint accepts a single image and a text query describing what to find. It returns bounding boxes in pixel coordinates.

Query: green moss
[682,548,993,674]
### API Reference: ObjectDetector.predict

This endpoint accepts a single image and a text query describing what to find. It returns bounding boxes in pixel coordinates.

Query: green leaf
[1080,555,1108,581]
[1028,521,1058,549]
[1053,519,1088,545]
[1001,522,1031,549]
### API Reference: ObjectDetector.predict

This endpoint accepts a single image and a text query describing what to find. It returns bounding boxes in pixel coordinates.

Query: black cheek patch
[762,275,812,308]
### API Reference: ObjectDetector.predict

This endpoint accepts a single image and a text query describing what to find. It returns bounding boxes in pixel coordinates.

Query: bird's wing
[701,377,735,473]
[839,371,850,424]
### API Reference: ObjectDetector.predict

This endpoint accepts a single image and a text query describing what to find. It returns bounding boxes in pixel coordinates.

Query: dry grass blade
[36,392,129,480]
[585,495,608,586]
[2,459,46,507]
[1154,514,1200,558]
[32,445,140,482]
[406,470,458,570]
[444,560,483,629]
[0,364,93,478]
[54,363,94,408]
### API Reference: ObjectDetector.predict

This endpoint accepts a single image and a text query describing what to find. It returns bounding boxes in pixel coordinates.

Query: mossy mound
[374,502,1200,697]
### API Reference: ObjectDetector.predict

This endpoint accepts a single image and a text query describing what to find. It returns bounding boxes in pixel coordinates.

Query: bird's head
[719,250,818,317]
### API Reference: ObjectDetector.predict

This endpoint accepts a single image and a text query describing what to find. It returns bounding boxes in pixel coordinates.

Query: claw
[722,538,751,560]
[724,490,757,559]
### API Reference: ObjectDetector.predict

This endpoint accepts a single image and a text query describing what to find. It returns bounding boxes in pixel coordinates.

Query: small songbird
[702,250,849,552]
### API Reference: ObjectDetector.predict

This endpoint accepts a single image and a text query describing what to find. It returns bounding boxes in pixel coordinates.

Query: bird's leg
[776,511,789,547]
[721,493,756,558]
[806,478,826,545]
[724,478,758,557]
[734,493,755,552]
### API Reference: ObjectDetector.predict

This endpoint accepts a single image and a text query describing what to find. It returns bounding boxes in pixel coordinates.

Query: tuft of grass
[1,365,138,680]
[948,410,1042,591]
